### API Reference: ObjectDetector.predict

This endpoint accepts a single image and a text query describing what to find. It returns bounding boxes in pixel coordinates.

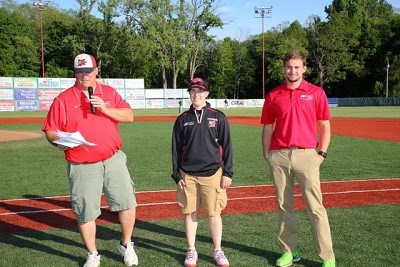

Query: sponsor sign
[13,77,37,89]
[125,89,145,100]
[0,89,13,100]
[40,100,54,111]
[0,77,13,88]
[38,78,61,89]
[38,89,62,100]
[125,79,145,89]
[103,78,125,89]
[15,100,39,111]
[165,89,183,99]
[14,89,37,100]
[0,100,14,111]
[60,78,76,89]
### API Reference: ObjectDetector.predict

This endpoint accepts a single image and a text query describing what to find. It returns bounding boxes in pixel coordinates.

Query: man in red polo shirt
[42,53,138,267]
[261,50,335,267]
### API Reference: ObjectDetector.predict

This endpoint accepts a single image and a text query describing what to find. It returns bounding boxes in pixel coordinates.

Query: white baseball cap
[74,53,97,73]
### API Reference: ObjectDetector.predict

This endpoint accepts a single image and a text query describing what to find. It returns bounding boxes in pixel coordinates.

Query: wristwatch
[318,151,328,158]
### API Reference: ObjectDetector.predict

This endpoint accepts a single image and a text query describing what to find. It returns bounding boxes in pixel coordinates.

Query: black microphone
[88,87,96,114]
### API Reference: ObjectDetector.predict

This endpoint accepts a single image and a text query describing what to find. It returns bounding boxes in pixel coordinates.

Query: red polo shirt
[260,80,331,150]
[42,82,131,163]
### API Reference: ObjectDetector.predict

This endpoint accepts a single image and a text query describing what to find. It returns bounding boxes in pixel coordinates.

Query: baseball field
[0,107,399,266]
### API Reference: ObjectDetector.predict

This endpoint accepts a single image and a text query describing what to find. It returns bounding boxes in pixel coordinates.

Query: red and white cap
[74,53,97,73]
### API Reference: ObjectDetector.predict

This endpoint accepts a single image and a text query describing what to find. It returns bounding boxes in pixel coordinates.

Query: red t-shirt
[42,82,131,163]
[260,80,330,150]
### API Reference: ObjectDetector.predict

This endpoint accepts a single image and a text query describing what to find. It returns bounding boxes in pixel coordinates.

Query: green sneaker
[322,258,335,267]
[276,251,300,267]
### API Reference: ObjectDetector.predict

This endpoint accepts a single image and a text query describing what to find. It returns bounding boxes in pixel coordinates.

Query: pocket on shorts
[215,187,227,211]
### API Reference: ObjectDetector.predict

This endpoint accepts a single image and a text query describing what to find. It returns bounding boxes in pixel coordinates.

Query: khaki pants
[267,148,334,261]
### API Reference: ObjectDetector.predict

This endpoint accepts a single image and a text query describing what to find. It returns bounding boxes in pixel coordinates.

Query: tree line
[0,0,399,98]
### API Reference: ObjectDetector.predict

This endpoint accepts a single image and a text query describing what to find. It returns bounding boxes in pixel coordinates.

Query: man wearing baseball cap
[42,53,138,267]
[171,77,233,267]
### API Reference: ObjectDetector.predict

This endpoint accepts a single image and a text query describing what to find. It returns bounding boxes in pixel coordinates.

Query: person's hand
[220,176,232,189]
[89,95,106,112]
[317,155,325,164]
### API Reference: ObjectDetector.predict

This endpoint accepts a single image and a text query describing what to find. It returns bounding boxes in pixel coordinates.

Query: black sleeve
[171,118,183,183]
[218,113,233,178]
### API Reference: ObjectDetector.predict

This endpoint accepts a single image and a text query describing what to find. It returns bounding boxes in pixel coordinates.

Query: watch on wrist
[318,151,328,158]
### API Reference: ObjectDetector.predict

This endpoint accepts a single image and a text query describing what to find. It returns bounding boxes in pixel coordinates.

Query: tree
[0,7,38,77]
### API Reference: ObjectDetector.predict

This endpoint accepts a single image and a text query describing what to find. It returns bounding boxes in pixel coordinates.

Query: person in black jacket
[171,77,233,267]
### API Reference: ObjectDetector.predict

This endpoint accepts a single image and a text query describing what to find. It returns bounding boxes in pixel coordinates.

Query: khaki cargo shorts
[177,168,227,216]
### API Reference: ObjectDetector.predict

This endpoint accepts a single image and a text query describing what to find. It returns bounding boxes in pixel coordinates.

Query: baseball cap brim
[74,67,94,73]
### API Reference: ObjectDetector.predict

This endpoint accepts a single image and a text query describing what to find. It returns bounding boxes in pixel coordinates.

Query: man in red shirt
[43,53,138,267]
[261,50,335,267]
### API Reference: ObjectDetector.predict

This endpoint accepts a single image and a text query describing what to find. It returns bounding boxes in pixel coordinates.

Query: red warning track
[0,178,399,233]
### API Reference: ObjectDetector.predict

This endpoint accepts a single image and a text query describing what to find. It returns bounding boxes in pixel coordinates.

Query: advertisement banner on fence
[229,99,246,108]
[0,77,13,88]
[13,77,37,89]
[125,79,145,89]
[0,89,13,100]
[146,99,164,108]
[38,78,61,89]
[40,100,54,111]
[15,100,39,111]
[60,78,76,89]
[165,89,183,99]
[127,99,145,109]
[125,89,145,100]
[103,78,125,89]
[0,100,14,111]
[38,89,62,100]
[14,89,38,100]
[146,89,164,99]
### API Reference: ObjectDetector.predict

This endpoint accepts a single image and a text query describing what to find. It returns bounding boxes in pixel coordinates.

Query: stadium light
[32,0,50,78]
[254,5,272,99]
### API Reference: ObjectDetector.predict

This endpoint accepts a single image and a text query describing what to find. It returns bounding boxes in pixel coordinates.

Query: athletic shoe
[83,251,100,267]
[322,258,335,267]
[184,249,198,267]
[213,249,229,267]
[276,251,300,267]
[118,241,138,266]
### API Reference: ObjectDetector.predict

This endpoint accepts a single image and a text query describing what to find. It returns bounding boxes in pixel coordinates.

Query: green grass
[0,106,399,266]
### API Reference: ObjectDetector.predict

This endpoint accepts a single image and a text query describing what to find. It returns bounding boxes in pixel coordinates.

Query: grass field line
[1,185,399,217]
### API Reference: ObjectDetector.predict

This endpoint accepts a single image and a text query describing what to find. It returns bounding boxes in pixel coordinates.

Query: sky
[20,0,400,40]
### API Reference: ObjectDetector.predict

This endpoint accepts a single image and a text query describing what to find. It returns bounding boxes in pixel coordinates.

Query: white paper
[53,130,97,148]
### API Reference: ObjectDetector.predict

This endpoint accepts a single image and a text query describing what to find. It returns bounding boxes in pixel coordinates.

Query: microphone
[88,87,96,114]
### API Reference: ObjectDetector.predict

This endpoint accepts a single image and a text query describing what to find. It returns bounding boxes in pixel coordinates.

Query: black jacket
[171,102,233,183]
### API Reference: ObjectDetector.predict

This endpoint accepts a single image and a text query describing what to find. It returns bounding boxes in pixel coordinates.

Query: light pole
[254,5,272,99]
[385,58,390,98]
[32,0,50,78]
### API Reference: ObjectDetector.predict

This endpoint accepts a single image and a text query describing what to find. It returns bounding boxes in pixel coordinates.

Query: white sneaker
[213,249,229,267]
[184,249,198,267]
[83,251,100,267]
[118,241,138,266]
